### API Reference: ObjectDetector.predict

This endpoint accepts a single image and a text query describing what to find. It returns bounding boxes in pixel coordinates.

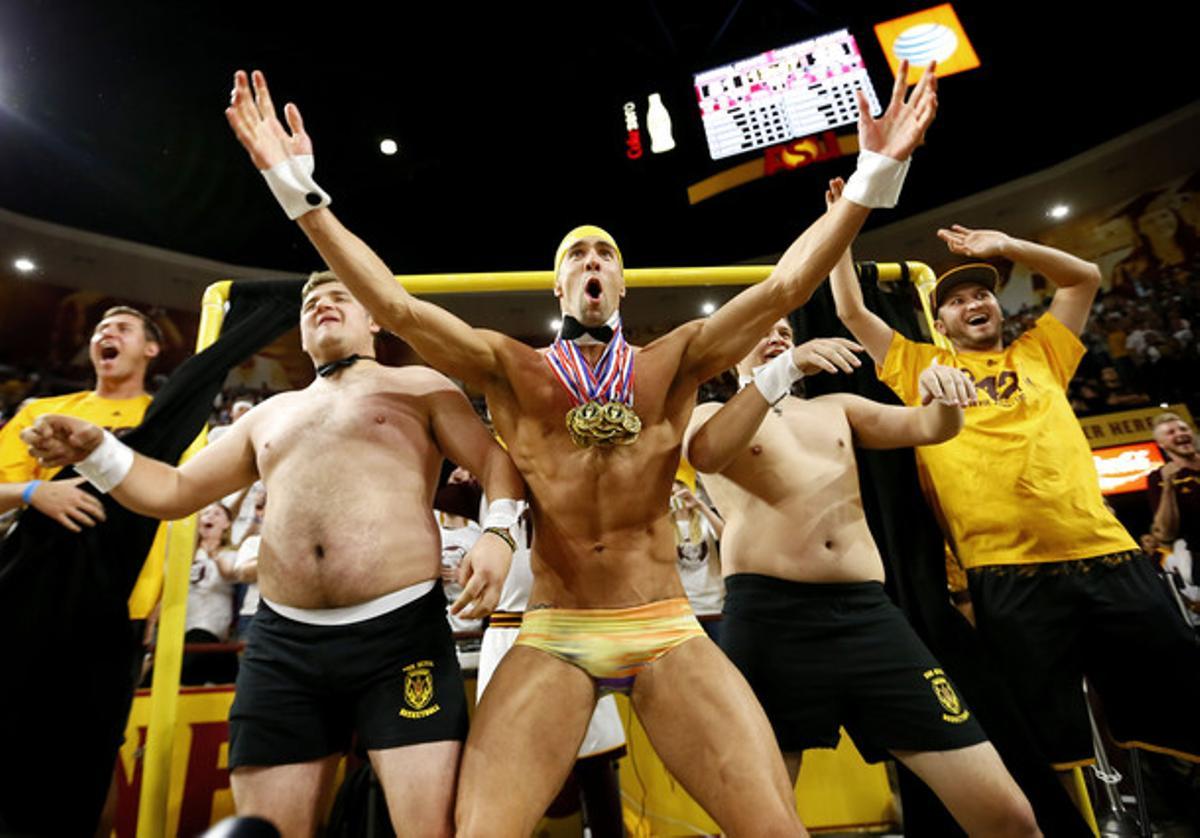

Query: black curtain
[0,279,303,836]
[792,269,1091,837]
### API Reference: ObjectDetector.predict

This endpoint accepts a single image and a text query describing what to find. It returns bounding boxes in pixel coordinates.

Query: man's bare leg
[231,755,340,835]
[631,637,807,837]
[894,742,1041,836]
[456,646,598,837]
[370,741,460,837]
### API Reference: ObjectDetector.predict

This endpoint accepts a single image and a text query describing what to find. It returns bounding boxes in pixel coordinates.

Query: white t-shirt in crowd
[186,547,236,639]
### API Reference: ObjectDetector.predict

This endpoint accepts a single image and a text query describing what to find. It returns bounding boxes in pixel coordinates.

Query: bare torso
[698,395,884,584]
[486,327,704,608]
[243,366,446,608]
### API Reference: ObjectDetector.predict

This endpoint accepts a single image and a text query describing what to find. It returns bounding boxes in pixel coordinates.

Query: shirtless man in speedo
[219,62,937,836]
[684,313,1040,836]
[22,273,524,837]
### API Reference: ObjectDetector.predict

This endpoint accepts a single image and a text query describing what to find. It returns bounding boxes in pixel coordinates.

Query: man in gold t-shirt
[828,205,1200,777]
[1,306,166,617]
[0,305,167,827]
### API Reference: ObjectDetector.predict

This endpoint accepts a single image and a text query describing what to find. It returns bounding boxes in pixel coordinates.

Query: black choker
[316,354,375,378]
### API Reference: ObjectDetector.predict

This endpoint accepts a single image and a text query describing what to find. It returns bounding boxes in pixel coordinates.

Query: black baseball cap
[931,263,999,313]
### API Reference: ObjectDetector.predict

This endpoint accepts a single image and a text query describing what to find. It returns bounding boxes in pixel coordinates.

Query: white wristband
[261,154,332,220]
[75,430,135,494]
[752,351,804,405]
[842,149,910,209]
[481,498,522,532]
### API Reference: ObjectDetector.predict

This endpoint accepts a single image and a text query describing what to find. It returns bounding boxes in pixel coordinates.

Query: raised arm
[825,177,896,366]
[426,376,525,619]
[937,225,1102,335]
[685,338,864,474]
[828,360,973,449]
[21,414,258,520]
[225,70,507,392]
[679,61,937,383]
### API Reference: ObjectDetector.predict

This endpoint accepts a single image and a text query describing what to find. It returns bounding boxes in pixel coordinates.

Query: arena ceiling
[0,3,1197,336]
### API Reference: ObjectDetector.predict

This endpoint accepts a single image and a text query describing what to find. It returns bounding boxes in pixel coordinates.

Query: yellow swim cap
[554,225,623,274]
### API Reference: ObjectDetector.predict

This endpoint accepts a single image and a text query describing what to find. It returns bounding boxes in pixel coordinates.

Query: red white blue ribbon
[545,317,635,407]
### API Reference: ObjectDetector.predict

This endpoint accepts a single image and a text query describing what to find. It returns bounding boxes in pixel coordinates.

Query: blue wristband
[21,480,42,505]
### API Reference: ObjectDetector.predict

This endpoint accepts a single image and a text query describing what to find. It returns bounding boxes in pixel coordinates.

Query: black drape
[792,270,1091,837]
[0,279,302,836]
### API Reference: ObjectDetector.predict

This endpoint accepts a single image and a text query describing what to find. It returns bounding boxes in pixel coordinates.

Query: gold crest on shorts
[399,660,441,719]
[924,667,970,724]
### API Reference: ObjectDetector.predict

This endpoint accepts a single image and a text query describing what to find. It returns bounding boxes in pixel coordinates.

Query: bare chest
[252,387,432,478]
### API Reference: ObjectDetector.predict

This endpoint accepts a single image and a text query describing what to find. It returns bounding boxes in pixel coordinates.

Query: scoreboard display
[694,28,882,162]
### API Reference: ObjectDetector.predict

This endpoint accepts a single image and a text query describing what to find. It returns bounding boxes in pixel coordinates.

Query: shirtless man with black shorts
[217,62,937,836]
[23,273,524,836]
[685,316,1040,836]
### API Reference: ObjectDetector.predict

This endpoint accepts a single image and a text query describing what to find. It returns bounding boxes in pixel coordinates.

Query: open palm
[225,70,313,171]
[857,59,938,161]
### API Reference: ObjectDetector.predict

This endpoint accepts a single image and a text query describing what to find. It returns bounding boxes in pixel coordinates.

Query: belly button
[375,415,386,424]
[593,544,605,553]
[837,439,845,447]
[750,444,763,455]
[824,540,833,550]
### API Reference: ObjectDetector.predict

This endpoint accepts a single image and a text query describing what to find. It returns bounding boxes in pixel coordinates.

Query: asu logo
[924,668,970,724]
[399,660,441,719]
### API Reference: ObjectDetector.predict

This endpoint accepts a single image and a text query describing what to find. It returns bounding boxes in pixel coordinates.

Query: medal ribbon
[545,317,635,407]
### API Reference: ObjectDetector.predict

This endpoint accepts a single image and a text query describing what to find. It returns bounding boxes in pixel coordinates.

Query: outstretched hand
[225,69,313,171]
[857,59,938,161]
[918,359,977,407]
[450,532,513,620]
[21,415,105,469]
[937,225,1012,260]
[791,338,864,376]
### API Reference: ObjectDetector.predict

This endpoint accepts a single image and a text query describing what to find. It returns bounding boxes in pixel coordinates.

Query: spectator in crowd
[181,502,240,685]
[829,208,1200,804]
[670,476,725,643]
[435,466,485,666]
[1099,365,1152,409]
[1148,412,1200,551]
[232,491,265,639]
[0,306,167,833]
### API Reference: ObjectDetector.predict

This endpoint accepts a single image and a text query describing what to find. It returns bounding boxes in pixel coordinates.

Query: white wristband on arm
[481,498,522,532]
[261,154,332,220]
[842,149,910,209]
[75,430,135,494]
[752,351,804,406]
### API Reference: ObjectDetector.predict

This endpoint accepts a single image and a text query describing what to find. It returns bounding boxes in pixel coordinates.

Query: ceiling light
[701,301,716,315]
[1048,204,1070,220]
[14,258,35,273]
[379,139,398,156]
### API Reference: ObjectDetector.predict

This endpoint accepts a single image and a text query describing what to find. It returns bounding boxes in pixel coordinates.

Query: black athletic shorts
[721,574,987,763]
[229,583,468,769]
[968,552,1200,768]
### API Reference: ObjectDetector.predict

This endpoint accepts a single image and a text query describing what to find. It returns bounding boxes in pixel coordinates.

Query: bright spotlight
[379,138,398,156]
[14,258,35,273]
[701,301,716,315]
[550,318,562,332]
[1047,204,1070,220]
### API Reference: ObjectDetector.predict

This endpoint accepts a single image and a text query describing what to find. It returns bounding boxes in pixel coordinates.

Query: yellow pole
[137,281,231,838]
[392,265,777,293]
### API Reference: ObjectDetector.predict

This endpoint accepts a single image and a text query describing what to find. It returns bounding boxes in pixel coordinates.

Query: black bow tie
[316,354,374,377]
[560,315,614,344]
